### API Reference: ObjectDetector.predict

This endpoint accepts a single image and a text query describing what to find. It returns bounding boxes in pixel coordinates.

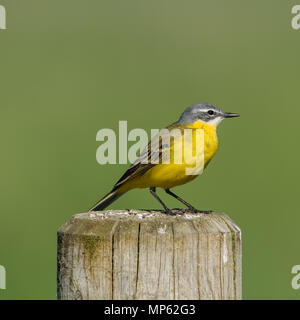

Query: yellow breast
[189,119,219,168]
[120,120,219,191]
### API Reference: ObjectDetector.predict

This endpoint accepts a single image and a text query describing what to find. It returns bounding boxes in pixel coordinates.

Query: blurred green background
[0,0,299,299]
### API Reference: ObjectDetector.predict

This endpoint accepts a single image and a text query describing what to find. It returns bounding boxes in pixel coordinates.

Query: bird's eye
[207,110,214,115]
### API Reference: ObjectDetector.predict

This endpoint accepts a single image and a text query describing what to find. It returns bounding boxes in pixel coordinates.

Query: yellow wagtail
[90,103,239,214]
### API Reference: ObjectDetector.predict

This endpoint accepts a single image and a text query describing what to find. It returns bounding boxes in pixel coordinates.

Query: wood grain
[57,210,242,300]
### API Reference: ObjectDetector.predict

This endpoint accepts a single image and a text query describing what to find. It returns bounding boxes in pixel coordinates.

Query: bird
[90,102,239,214]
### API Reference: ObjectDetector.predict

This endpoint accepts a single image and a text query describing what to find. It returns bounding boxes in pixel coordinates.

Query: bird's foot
[164,209,175,216]
[163,208,184,216]
[187,207,213,214]
[163,208,212,215]
[198,210,213,214]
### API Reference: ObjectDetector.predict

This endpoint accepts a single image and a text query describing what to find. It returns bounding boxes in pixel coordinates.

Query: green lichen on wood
[81,235,100,259]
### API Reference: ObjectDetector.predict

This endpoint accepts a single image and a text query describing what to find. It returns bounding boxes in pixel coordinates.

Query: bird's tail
[89,190,123,211]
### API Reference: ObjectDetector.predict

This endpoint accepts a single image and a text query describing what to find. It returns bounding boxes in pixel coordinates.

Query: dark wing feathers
[112,122,180,190]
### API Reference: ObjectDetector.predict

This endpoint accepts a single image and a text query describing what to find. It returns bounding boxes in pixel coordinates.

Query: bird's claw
[198,210,213,214]
[164,209,184,216]
[163,208,212,215]
[188,208,213,214]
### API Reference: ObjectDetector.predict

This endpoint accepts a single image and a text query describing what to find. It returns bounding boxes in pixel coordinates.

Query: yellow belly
[134,163,198,189]
[119,120,218,192]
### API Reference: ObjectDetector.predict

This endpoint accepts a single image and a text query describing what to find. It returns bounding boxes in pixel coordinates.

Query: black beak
[224,112,240,118]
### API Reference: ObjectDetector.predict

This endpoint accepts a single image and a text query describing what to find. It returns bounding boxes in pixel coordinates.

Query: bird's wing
[112,122,182,190]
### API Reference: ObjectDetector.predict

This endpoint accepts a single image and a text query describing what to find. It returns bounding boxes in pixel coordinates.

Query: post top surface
[58,209,241,237]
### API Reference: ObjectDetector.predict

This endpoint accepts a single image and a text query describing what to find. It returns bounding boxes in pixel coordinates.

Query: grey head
[178,102,239,126]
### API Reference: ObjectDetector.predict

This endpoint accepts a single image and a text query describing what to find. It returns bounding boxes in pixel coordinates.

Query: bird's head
[178,102,240,126]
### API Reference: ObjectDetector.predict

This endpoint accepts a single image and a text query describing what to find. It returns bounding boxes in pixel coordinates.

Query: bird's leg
[165,189,212,214]
[165,189,197,212]
[150,187,174,215]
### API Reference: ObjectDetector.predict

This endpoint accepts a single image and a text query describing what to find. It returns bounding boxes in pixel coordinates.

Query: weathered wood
[57,210,242,300]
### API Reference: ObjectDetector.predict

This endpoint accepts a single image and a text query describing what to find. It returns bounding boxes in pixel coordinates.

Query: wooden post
[57,210,242,300]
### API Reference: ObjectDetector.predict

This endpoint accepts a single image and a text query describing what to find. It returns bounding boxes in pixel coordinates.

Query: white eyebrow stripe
[194,107,210,113]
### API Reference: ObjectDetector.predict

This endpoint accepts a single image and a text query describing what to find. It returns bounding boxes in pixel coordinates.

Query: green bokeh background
[0,0,299,299]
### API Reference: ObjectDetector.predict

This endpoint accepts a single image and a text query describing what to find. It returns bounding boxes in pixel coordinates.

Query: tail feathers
[89,190,122,212]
